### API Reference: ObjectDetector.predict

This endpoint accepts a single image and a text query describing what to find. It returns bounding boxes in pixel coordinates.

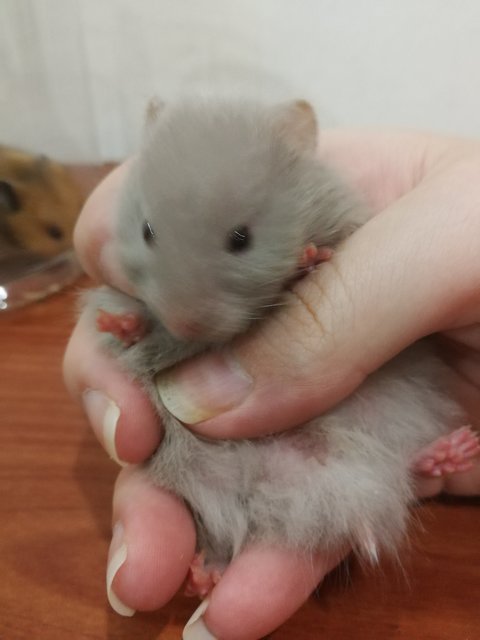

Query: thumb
[156,155,480,439]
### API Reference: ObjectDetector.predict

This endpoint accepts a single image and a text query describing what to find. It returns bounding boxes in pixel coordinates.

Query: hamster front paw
[86,285,205,381]
[85,285,150,345]
[96,308,147,347]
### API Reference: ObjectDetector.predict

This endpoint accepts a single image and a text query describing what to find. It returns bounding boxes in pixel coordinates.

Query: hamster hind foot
[412,426,480,477]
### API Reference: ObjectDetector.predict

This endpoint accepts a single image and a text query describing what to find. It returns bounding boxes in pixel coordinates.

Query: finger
[107,466,196,613]
[73,160,134,293]
[318,129,473,214]
[63,307,161,464]
[183,545,347,640]
[155,151,480,439]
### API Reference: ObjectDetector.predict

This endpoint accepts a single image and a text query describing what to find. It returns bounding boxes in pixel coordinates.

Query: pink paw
[412,426,480,477]
[298,243,334,272]
[96,309,147,347]
[184,551,222,599]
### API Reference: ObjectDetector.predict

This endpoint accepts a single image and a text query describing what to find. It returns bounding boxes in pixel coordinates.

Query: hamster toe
[412,426,480,477]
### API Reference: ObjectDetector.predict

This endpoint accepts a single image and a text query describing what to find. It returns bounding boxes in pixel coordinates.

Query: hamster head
[0,149,83,257]
[116,99,336,343]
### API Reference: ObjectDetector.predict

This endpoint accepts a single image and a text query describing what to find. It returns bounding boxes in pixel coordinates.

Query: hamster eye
[45,224,64,240]
[0,180,20,212]
[227,225,251,253]
[142,220,156,244]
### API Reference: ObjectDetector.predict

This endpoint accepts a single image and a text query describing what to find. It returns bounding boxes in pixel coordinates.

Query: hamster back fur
[89,99,465,567]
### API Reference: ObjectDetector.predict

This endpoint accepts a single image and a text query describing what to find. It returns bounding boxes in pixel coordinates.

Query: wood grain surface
[0,167,479,639]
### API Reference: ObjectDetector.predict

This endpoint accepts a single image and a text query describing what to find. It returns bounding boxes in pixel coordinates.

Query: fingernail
[156,351,252,424]
[106,523,135,617]
[183,599,216,639]
[82,390,126,466]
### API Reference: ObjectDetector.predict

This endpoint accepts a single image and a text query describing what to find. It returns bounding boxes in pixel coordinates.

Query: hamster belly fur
[88,287,464,566]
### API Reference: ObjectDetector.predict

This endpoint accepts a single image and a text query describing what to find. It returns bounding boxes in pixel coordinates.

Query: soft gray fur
[87,100,464,567]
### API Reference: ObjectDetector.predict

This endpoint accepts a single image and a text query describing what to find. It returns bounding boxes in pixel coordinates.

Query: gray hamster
[87,99,475,595]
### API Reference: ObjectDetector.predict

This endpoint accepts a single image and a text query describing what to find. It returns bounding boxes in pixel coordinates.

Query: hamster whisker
[259,301,288,309]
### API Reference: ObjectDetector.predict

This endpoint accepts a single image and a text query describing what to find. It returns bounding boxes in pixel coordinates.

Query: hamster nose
[166,317,205,341]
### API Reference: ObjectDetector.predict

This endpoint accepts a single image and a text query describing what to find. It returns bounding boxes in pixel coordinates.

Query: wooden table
[0,168,479,639]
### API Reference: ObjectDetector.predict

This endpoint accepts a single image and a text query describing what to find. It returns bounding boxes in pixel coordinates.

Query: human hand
[64,130,480,639]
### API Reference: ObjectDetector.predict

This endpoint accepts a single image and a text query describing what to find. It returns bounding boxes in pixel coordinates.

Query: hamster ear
[0,180,20,213]
[273,100,318,154]
[144,96,166,131]
[33,154,50,175]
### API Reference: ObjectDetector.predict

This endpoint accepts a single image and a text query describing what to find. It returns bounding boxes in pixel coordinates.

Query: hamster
[0,145,83,259]
[87,99,477,594]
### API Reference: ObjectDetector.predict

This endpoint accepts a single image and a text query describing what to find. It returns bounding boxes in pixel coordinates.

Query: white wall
[1,0,479,162]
